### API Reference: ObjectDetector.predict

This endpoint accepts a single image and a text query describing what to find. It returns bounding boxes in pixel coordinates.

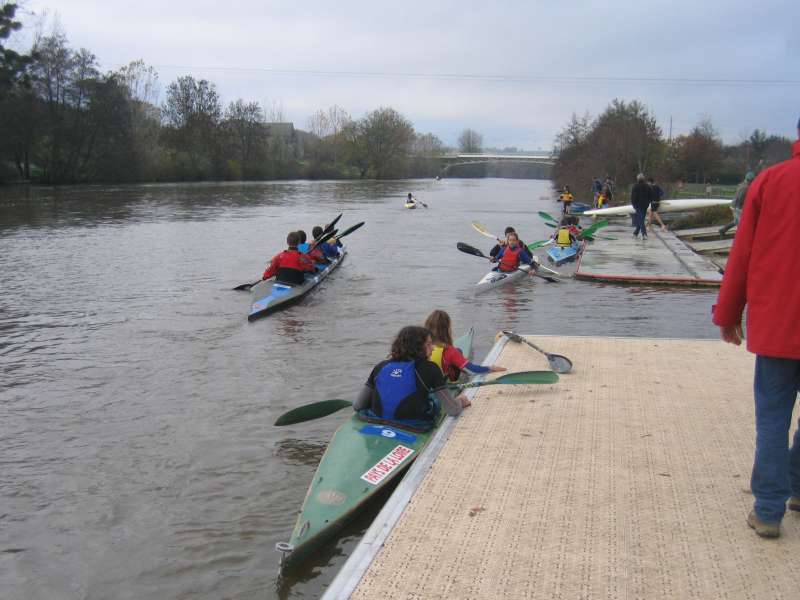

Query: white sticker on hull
[360,445,415,485]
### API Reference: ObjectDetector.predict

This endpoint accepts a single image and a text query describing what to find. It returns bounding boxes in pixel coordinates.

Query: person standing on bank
[712,117,800,539]
[647,177,667,232]
[630,173,653,239]
[719,171,755,236]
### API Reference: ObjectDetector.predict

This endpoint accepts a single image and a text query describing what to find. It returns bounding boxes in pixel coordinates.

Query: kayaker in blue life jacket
[490,232,536,273]
[353,326,471,431]
[489,227,527,258]
[312,225,340,259]
[425,310,506,382]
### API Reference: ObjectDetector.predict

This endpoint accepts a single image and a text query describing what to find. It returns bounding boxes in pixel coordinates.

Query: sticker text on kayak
[360,445,415,486]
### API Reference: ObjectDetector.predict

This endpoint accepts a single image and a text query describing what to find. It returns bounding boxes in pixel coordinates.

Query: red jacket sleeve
[262,252,281,280]
[712,175,762,327]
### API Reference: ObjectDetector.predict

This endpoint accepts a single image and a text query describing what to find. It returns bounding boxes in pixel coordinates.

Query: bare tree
[458,128,483,153]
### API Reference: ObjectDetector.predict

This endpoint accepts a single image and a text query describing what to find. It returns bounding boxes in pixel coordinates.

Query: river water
[0,179,720,599]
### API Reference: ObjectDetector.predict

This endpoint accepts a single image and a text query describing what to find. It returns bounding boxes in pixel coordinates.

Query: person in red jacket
[261,231,315,285]
[712,117,800,539]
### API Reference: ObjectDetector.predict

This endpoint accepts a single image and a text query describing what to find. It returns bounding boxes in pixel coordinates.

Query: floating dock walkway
[575,225,723,286]
[324,335,799,599]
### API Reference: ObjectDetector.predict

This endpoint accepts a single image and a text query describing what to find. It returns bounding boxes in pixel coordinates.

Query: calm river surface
[0,178,720,599]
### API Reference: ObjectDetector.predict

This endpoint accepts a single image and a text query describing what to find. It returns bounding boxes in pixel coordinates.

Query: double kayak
[474,261,538,294]
[547,242,581,266]
[248,247,347,321]
[277,328,475,571]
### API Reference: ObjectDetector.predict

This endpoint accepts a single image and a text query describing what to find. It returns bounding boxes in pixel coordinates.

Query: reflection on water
[0,178,720,599]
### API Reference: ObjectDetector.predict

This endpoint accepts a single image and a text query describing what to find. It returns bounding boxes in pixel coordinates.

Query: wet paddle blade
[494,370,559,384]
[457,242,488,259]
[528,239,553,250]
[274,399,353,426]
[334,221,365,240]
[547,354,573,374]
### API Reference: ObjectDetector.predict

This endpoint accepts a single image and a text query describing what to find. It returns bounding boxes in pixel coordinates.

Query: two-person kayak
[474,262,536,294]
[276,328,475,572]
[248,247,347,321]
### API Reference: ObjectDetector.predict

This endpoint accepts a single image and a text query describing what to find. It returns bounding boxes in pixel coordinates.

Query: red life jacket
[263,248,314,280]
[498,245,524,272]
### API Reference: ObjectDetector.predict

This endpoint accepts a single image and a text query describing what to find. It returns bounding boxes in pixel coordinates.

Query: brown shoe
[747,510,780,538]
[788,496,800,512]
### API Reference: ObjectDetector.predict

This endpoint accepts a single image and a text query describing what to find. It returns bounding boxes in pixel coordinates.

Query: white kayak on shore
[583,198,731,217]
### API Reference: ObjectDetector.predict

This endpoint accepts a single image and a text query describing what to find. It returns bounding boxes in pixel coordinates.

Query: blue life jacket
[297,242,311,253]
[374,361,418,420]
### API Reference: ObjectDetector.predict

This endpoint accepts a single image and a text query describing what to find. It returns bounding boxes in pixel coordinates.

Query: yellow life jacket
[597,194,605,207]
[557,227,572,247]
[560,192,574,202]
[430,343,445,373]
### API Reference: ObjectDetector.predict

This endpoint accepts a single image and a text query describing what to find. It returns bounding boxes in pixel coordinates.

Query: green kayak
[276,328,475,571]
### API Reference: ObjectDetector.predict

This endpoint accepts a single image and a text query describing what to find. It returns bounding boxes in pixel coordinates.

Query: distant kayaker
[406,193,417,207]
[424,310,506,381]
[489,227,527,258]
[352,326,471,430]
[490,232,536,273]
[261,231,316,285]
[592,178,603,207]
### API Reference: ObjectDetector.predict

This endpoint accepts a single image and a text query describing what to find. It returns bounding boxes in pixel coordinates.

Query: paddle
[456,242,560,283]
[233,229,341,291]
[471,221,501,243]
[538,211,559,223]
[528,239,553,250]
[273,370,559,426]
[323,213,343,234]
[412,196,428,208]
[331,221,365,241]
[502,330,573,374]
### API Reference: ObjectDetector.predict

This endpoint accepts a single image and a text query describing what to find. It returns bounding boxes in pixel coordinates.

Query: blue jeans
[632,207,648,236]
[751,355,800,523]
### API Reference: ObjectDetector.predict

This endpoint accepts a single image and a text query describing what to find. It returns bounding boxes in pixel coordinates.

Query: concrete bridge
[438,152,555,177]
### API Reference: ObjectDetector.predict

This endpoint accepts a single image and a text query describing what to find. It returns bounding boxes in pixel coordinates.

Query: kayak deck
[546,242,580,266]
[277,328,475,571]
[247,247,346,321]
[474,264,533,294]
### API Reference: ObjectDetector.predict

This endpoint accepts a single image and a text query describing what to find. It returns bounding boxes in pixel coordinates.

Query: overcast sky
[17,0,800,149]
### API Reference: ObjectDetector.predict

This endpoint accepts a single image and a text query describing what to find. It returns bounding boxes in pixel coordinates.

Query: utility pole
[668,116,673,143]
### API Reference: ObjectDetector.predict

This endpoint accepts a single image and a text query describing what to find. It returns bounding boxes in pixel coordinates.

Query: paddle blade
[274,399,353,426]
[494,370,559,385]
[311,228,337,249]
[581,219,609,236]
[471,221,497,240]
[528,239,553,250]
[334,221,365,240]
[457,242,487,259]
[547,354,573,374]
[323,213,343,234]
[233,280,259,291]
[538,211,558,223]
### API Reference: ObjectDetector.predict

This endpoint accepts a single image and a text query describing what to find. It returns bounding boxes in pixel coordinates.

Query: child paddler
[311,225,340,259]
[424,310,506,381]
[490,232,536,274]
[261,231,316,285]
[489,227,527,258]
[554,216,580,247]
[352,326,471,431]
[296,229,329,269]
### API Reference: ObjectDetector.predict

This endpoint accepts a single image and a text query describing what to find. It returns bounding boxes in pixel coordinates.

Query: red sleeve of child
[442,345,469,370]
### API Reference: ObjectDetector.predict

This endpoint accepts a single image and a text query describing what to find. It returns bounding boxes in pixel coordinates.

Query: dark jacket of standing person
[713,139,800,357]
[630,179,653,211]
